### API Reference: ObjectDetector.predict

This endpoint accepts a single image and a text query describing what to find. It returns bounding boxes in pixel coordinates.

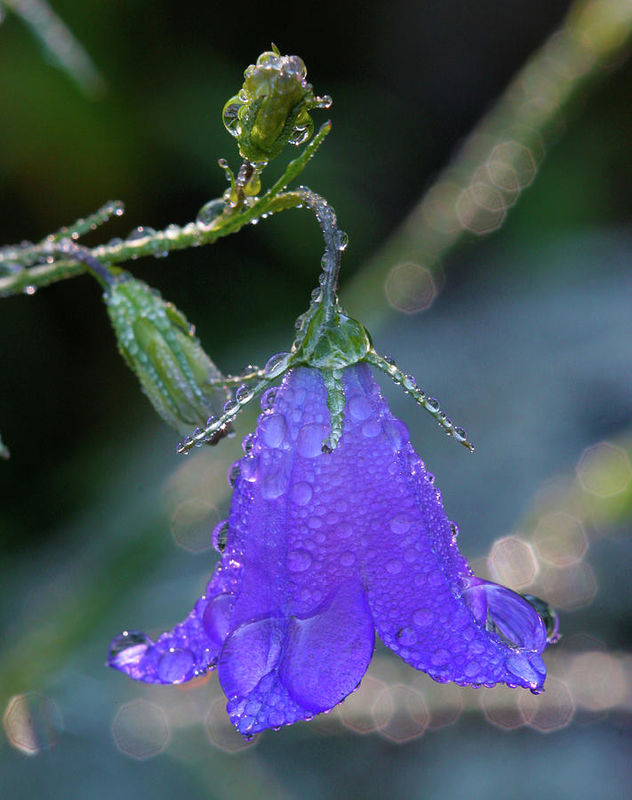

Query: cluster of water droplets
[175,357,292,454]
[371,353,473,452]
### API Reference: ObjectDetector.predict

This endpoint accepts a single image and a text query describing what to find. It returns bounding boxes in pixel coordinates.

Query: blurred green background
[1,1,632,798]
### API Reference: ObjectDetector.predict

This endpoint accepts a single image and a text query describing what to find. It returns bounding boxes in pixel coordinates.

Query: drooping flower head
[109,188,559,736]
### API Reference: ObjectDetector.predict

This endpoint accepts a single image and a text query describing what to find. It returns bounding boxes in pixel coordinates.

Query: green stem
[0,123,331,299]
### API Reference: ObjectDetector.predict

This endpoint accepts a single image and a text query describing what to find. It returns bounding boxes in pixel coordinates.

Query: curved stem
[294,186,344,318]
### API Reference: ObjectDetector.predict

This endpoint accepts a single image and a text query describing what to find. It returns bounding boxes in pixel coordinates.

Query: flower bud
[223,47,331,163]
[104,274,230,440]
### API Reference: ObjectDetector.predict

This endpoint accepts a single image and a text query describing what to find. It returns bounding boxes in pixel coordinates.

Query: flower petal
[107,561,238,683]
[280,579,374,712]
[338,365,548,693]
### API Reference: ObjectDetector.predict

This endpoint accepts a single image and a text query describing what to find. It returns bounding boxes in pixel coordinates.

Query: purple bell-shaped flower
[109,189,558,735]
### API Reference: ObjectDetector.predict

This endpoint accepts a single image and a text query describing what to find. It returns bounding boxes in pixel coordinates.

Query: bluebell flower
[109,189,557,735]
[109,364,555,735]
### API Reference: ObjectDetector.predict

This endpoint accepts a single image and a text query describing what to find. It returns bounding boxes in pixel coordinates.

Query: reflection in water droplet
[297,424,329,458]
[196,199,225,229]
[212,519,229,553]
[203,593,234,646]
[108,631,151,665]
[260,414,287,448]
[264,352,290,379]
[158,648,195,683]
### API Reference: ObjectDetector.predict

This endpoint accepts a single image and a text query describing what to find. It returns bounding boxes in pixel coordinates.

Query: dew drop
[240,455,258,482]
[212,519,229,553]
[157,648,194,683]
[297,423,329,458]
[347,395,372,422]
[340,551,356,567]
[241,432,256,454]
[260,413,287,448]
[389,513,412,534]
[397,627,418,646]
[287,548,312,572]
[196,199,225,229]
[361,420,381,438]
[291,481,313,506]
[260,386,278,410]
[228,462,241,487]
[425,397,440,413]
[264,352,290,379]
[202,593,233,645]
[126,225,156,242]
[108,630,151,662]
[334,230,349,251]
[412,608,433,627]
[386,559,402,574]
[235,384,254,403]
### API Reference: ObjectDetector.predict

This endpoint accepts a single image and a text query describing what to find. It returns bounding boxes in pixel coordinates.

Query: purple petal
[336,365,548,693]
[280,579,374,712]
[107,557,239,683]
[109,363,552,731]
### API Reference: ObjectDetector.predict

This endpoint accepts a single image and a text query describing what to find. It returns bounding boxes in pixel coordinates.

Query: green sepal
[295,303,373,371]
[104,274,229,435]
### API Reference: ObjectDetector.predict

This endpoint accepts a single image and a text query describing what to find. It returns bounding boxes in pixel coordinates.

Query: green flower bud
[223,46,331,163]
[104,275,230,440]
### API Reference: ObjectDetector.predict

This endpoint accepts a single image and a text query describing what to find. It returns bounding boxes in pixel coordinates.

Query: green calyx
[293,303,372,371]
[104,275,229,437]
[223,47,331,163]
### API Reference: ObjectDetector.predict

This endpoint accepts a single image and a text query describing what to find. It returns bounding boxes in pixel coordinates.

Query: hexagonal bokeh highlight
[373,683,429,744]
[456,182,506,234]
[3,692,62,755]
[577,442,632,497]
[568,652,628,712]
[533,512,588,567]
[489,535,538,589]
[538,561,597,611]
[112,699,169,760]
[338,674,389,735]
[413,677,464,730]
[385,262,437,314]
[479,685,527,730]
[519,676,575,732]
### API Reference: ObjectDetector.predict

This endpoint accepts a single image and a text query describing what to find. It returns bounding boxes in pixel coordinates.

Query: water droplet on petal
[297,423,329,458]
[291,481,313,506]
[260,387,278,410]
[386,559,402,574]
[202,593,234,646]
[259,414,287,448]
[212,519,229,553]
[109,631,151,665]
[157,648,195,683]
[347,395,372,422]
[397,627,418,646]
[340,551,355,567]
[390,514,412,534]
[287,549,313,572]
[413,608,433,627]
